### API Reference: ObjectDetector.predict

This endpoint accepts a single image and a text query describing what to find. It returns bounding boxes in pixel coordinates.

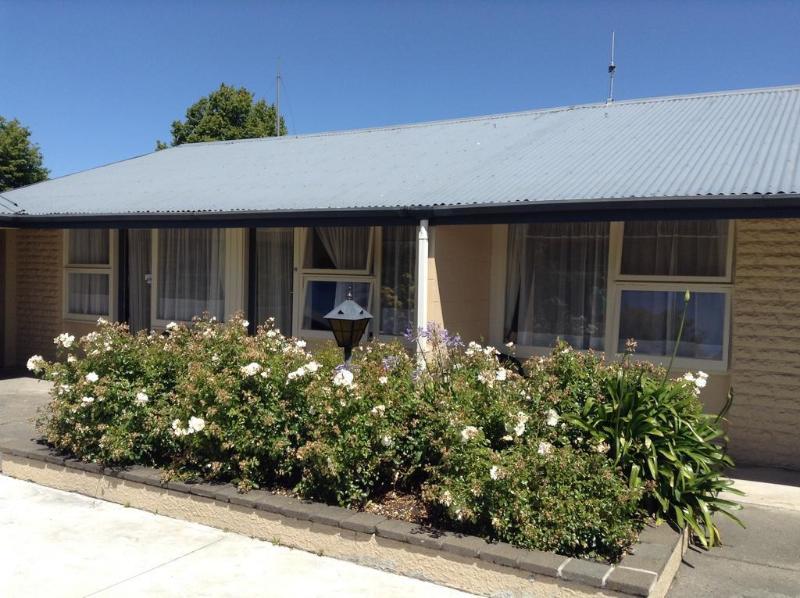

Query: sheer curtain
[67,273,109,315]
[256,228,294,333]
[310,227,370,270]
[68,229,109,264]
[380,226,416,335]
[505,222,609,350]
[157,229,225,321]
[621,220,728,276]
[127,229,152,332]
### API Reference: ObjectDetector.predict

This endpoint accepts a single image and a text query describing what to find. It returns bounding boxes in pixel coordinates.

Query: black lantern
[324,287,373,367]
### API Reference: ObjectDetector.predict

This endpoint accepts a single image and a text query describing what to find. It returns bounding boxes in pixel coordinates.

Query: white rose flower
[371,404,386,416]
[26,355,45,372]
[266,329,277,338]
[81,396,95,404]
[296,340,307,349]
[595,442,611,454]
[97,317,108,325]
[489,465,503,481]
[305,361,320,373]
[54,333,75,348]
[537,441,553,455]
[188,416,206,433]
[287,366,307,381]
[242,320,249,328]
[495,368,508,382]
[67,355,77,364]
[135,392,149,405]
[546,408,560,427]
[440,490,453,507]
[85,372,99,383]
[460,425,480,443]
[332,369,354,388]
[166,322,178,331]
[380,435,393,448]
[378,376,388,385]
[695,376,707,389]
[240,362,262,377]
[505,341,514,348]
[683,372,696,383]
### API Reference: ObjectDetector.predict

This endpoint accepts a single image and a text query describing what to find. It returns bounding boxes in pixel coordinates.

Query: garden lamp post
[324,287,373,368]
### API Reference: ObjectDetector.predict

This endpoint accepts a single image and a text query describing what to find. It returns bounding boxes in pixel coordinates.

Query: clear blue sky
[2,1,799,178]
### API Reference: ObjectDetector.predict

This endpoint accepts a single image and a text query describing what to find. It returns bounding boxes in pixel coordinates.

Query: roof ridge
[177,83,800,148]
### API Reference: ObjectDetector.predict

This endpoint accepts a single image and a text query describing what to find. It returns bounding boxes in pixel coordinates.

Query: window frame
[62,229,117,322]
[301,226,375,276]
[491,220,734,371]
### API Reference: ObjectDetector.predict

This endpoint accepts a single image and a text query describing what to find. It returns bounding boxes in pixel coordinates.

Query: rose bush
[31,317,738,561]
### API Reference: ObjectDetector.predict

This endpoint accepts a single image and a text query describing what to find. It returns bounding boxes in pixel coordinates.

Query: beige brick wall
[15,229,64,362]
[729,219,800,470]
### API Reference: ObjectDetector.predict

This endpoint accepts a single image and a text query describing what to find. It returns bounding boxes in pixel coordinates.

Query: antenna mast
[606,31,616,104]
[275,59,281,136]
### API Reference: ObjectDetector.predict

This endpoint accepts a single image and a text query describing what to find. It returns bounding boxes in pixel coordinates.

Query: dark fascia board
[6,194,800,228]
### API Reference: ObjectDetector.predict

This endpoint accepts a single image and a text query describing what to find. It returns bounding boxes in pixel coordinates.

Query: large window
[154,229,226,323]
[255,228,294,334]
[64,229,114,319]
[501,220,732,368]
[292,226,415,339]
[504,222,609,350]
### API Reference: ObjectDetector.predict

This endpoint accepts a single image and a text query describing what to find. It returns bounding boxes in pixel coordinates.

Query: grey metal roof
[4,84,800,221]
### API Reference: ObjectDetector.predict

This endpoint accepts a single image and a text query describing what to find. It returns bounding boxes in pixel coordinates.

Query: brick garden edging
[0,437,687,597]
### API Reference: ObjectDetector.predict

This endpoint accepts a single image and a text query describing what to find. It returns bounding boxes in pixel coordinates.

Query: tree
[156,83,286,149]
[0,117,49,191]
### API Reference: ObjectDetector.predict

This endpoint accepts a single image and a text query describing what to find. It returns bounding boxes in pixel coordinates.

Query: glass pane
[68,273,109,315]
[68,229,110,265]
[618,290,725,361]
[303,281,371,332]
[304,227,370,270]
[127,229,151,332]
[256,228,294,334]
[505,222,608,350]
[380,226,416,335]
[157,229,225,321]
[621,220,728,277]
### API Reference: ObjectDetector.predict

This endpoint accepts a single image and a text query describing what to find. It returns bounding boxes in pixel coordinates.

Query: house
[1,85,799,470]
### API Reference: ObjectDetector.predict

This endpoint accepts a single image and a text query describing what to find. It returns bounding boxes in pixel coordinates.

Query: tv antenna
[606,31,616,104]
[275,59,281,136]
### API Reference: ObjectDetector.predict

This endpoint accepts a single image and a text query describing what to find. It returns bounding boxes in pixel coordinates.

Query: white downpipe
[415,219,429,355]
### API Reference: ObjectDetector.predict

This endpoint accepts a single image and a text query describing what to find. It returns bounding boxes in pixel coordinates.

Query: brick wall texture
[730,219,800,470]
[15,230,63,362]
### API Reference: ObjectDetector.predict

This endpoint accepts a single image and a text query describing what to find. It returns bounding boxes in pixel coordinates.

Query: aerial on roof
[2,84,800,224]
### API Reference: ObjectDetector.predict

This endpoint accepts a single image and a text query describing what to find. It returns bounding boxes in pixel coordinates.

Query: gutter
[4,194,800,229]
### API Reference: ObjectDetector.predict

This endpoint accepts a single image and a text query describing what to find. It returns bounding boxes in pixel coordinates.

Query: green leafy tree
[156,83,286,149]
[0,116,49,191]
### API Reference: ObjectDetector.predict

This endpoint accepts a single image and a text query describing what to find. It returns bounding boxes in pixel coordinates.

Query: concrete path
[0,475,472,598]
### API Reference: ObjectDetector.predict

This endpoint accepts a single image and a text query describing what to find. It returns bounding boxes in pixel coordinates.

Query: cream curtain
[311,226,370,270]
[127,229,152,332]
[621,220,728,277]
[157,229,225,321]
[380,226,416,335]
[67,273,109,316]
[505,222,609,350]
[256,228,294,333]
[68,229,109,264]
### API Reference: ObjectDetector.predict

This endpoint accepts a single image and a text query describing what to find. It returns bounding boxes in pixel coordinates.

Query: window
[255,228,294,334]
[504,222,609,350]
[154,229,226,322]
[295,226,415,338]
[498,219,732,368]
[64,229,114,319]
[612,220,732,367]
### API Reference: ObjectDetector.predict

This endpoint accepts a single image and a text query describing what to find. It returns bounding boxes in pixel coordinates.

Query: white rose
[305,361,320,373]
[495,368,508,382]
[166,322,178,331]
[135,392,149,405]
[296,340,307,349]
[240,362,262,377]
[378,376,388,385]
[81,396,95,404]
[26,355,45,373]
[546,409,560,427]
[188,416,206,433]
[242,320,249,328]
[489,465,502,481]
[85,372,99,383]
[371,404,386,416]
[332,369,354,388]
[460,426,480,443]
[380,435,393,448]
[537,441,553,455]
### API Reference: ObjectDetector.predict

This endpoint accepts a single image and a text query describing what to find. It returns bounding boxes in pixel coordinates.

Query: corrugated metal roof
[5,84,800,218]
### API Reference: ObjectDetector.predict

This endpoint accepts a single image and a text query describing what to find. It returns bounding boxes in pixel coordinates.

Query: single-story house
[1,84,799,470]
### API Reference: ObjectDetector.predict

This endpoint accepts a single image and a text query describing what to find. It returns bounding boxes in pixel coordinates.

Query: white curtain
[256,228,294,333]
[67,273,109,315]
[68,229,109,264]
[505,222,608,350]
[380,226,416,335]
[128,229,152,332]
[157,229,225,321]
[621,220,728,277]
[311,226,370,270]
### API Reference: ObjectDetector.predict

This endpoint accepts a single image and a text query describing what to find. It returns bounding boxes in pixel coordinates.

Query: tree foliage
[157,83,286,149]
[0,116,49,192]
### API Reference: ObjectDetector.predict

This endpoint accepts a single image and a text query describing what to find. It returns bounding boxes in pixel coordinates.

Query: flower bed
[28,315,740,562]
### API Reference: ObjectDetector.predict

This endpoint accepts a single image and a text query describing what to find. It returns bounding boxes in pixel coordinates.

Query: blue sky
[2,1,799,178]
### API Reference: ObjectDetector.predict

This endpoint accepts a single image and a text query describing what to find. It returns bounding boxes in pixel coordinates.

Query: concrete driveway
[0,475,472,597]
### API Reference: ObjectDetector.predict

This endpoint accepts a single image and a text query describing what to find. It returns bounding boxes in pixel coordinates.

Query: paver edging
[0,438,685,598]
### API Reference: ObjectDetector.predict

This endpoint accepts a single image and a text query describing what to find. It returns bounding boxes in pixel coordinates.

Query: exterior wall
[729,219,800,470]
[15,230,65,363]
[426,225,493,342]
